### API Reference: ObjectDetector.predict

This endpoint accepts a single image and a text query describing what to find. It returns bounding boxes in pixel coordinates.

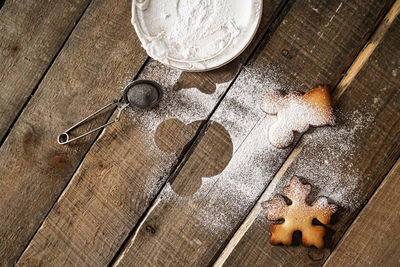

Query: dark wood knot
[51,155,68,169]
[281,49,290,58]
[145,225,156,234]
[308,247,325,261]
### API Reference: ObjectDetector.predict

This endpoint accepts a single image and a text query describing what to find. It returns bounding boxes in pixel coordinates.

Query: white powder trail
[122,61,374,233]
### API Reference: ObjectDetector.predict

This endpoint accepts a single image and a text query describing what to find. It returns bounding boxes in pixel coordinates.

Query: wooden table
[1,0,399,266]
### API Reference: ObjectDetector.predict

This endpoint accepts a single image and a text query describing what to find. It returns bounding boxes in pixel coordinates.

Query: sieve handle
[57,100,129,145]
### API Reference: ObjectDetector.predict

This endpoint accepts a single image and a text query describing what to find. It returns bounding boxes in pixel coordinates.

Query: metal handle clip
[57,100,129,145]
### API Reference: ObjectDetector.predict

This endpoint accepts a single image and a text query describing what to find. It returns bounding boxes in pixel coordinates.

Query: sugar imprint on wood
[155,119,233,196]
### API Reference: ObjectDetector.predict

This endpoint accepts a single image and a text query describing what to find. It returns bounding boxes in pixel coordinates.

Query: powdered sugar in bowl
[131,0,262,71]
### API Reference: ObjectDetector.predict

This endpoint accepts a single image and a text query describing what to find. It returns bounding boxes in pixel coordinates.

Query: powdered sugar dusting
[212,66,286,147]
[157,116,282,230]
[155,65,374,231]
[154,67,285,230]
[120,61,374,232]
[198,110,372,230]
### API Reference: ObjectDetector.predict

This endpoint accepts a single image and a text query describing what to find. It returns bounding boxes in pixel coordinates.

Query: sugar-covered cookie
[261,176,337,248]
[260,85,335,148]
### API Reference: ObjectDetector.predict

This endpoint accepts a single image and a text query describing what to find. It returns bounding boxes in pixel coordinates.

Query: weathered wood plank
[323,159,400,267]
[0,0,148,265]
[0,0,92,141]
[16,1,286,266]
[113,1,395,266]
[218,9,400,267]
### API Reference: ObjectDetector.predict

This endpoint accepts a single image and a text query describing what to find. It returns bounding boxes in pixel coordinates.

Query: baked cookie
[260,85,335,148]
[261,176,337,249]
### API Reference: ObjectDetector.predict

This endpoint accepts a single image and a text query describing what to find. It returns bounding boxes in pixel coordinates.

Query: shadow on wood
[173,60,241,94]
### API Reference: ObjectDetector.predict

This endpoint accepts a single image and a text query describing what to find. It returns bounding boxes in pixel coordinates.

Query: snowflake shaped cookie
[260,85,335,148]
[261,176,337,249]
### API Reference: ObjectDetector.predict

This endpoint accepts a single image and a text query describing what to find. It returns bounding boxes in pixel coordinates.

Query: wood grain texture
[220,14,400,267]
[114,1,395,266]
[0,0,91,141]
[324,159,400,267]
[16,1,286,265]
[0,0,148,265]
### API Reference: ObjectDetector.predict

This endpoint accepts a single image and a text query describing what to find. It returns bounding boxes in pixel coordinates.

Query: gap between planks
[213,1,400,265]
[113,198,162,266]
[322,157,400,266]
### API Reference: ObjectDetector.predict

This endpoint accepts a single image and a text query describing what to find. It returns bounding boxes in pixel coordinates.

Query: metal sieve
[57,80,163,145]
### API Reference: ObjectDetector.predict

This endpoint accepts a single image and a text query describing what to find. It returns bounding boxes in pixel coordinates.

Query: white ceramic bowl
[131,0,263,71]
